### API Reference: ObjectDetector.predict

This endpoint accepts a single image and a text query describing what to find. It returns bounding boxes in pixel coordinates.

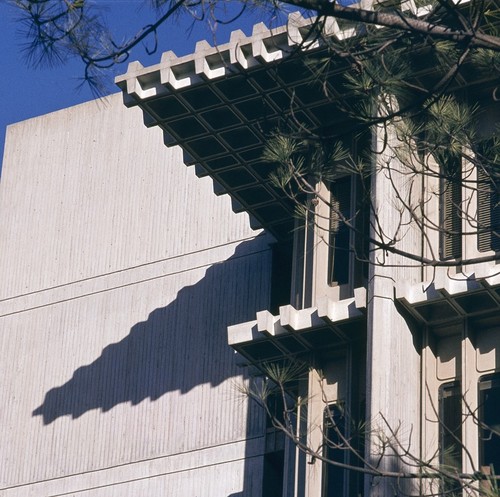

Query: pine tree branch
[281,0,500,51]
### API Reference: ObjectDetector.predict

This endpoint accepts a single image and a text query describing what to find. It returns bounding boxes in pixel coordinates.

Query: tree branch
[282,0,500,51]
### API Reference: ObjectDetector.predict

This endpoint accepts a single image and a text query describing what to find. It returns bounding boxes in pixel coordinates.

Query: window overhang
[396,270,500,334]
[228,288,367,368]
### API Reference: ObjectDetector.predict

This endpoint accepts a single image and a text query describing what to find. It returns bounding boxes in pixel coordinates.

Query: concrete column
[365,119,423,497]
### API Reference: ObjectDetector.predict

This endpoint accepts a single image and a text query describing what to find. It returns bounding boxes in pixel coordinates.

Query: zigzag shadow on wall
[33,238,271,425]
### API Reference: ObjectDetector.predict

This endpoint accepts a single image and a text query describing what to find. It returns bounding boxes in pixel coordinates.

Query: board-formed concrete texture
[2,7,500,497]
[115,9,500,497]
[0,94,274,496]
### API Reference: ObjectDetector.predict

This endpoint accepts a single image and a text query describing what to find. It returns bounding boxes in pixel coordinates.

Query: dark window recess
[439,157,462,260]
[266,391,286,429]
[270,242,293,314]
[328,176,352,286]
[322,404,347,497]
[439,382,462,470]
[262,450,285,497]
[354,177,369,286]
[328,174,368,289]
[262,391,289,497]
[322,402,364,497]
[477,167,500,253]
[479,374,500,474]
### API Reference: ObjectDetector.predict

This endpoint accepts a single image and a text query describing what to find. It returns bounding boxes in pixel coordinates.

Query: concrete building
[1,11,500,497]
[0,95,276,497]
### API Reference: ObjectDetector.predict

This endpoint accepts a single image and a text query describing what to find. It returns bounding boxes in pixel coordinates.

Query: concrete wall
[365,122,423,496]
[0,95,273,496]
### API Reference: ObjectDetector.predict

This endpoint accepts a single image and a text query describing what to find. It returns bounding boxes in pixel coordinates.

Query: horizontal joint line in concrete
[0,237,271,318]
[0,436,266,497]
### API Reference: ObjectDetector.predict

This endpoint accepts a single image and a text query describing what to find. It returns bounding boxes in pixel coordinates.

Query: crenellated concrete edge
[115,0,428,102]
[227,287,367,346]
[115,10,360,102]
[395,263,500,305]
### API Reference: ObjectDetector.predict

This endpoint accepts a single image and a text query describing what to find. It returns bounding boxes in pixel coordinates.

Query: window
[439,382,462,470]
[328,177,352,286]
[321,402,363,497]
[270,241,293,314]
[322,404,347,497]
[479,374,500,473]
[477,167,500,253]
[328,176,367,291]
[262,392,285,497]
[262,450,285,497]
[439,157,462,260]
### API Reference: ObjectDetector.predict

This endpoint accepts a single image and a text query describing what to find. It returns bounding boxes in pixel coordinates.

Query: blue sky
[0,0,268,174]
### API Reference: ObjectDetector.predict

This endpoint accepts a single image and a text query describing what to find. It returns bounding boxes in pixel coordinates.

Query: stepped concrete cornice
[115,11,369,240]
[227,288,367,367]
[396,267,500,331]
[115,11,357,100]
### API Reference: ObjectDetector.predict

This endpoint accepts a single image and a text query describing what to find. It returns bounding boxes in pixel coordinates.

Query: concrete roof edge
[114,9,360,100]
